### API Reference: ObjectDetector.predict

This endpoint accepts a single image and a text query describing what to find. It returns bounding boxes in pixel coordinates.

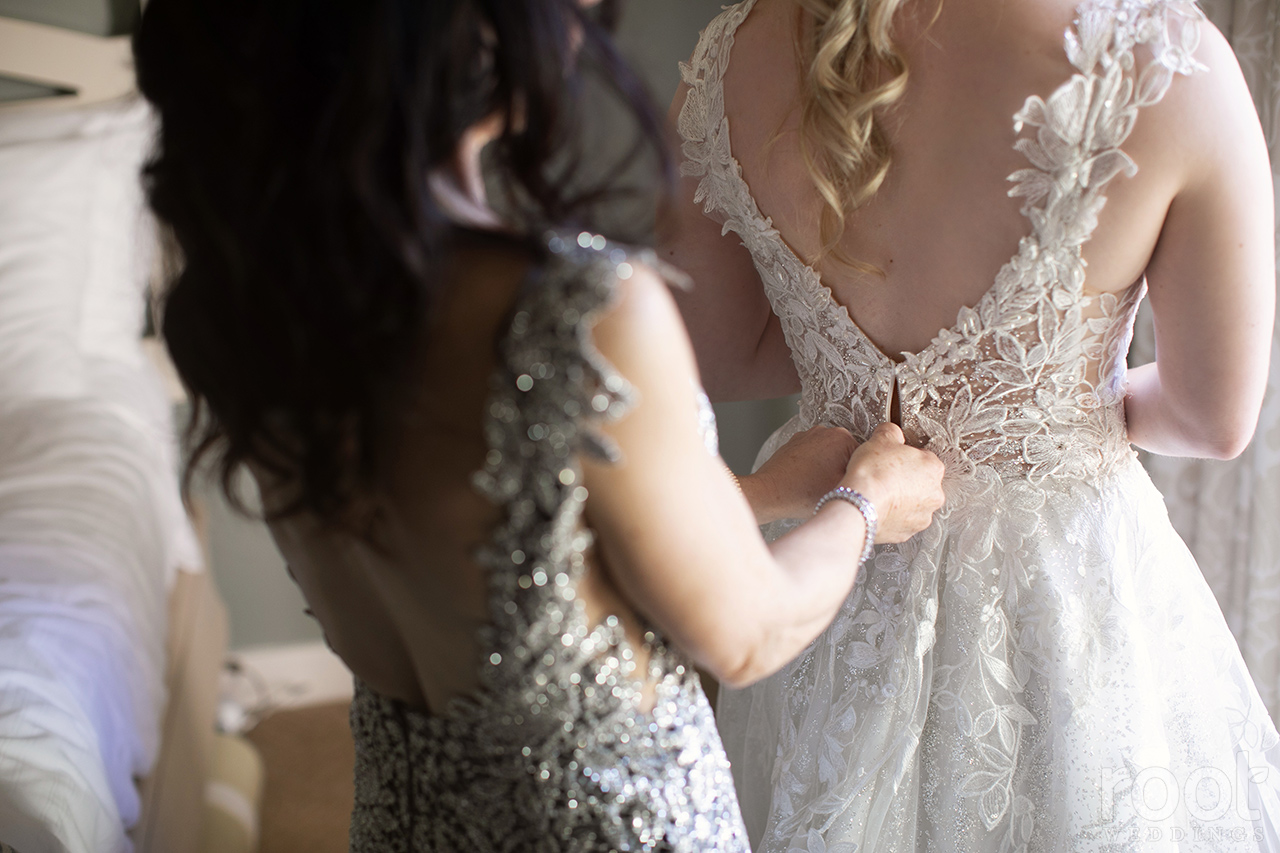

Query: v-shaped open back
[683,5,1280,853]
[679,1,1015,371]
[677,0,1203,472]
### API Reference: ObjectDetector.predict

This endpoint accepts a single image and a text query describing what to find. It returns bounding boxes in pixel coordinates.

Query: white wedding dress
[677,1,1280,850]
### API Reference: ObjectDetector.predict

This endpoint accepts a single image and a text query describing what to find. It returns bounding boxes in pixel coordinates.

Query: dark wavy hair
[134,0,667,523]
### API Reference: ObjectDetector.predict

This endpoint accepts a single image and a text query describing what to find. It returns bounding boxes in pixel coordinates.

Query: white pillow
[79,101,156,368]
[0,126,93,400]
[0,97,156,401]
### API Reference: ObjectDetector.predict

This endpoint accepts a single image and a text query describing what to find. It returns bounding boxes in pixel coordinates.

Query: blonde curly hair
[796,0,913,271]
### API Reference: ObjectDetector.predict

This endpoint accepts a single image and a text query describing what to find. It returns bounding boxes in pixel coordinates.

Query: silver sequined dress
[347,233,750,852]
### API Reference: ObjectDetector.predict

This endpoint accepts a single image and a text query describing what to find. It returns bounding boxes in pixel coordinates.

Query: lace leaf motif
[678,1,1206,851]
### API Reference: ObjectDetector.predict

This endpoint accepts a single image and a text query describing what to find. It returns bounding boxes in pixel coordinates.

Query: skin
[663,0,1274,461]
[263,113,947,715]
[582,277,945,690]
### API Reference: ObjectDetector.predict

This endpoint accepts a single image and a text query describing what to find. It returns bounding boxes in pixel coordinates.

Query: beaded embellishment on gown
[679,1,1280,851]
[346,235,749,852]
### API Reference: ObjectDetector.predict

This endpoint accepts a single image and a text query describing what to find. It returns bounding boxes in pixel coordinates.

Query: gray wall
[198,474,323,649]
[0,0,135,36]
[618,0,721,96]
[198,0,796,649]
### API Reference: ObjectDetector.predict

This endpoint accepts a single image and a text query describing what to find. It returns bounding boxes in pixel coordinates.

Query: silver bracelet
[813,487,878,568]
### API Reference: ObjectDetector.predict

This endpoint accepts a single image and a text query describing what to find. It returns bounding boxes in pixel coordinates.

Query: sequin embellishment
[347,233,749,852]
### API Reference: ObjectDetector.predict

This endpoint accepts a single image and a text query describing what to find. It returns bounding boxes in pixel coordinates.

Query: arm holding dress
[582,266,945,690]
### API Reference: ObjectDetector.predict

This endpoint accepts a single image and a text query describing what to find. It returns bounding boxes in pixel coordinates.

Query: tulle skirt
[720,438,1280,852]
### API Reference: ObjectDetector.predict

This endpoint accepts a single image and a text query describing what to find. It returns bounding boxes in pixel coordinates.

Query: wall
[0,0,135,37]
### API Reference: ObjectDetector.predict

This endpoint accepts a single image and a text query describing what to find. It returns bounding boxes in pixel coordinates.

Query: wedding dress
[677,1,1280,850]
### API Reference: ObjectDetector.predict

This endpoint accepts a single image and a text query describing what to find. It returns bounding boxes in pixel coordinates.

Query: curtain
[1133,0,1280,717]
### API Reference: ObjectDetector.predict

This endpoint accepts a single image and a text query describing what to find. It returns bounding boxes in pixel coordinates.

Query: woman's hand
[740,426,858,524]
[838,423,947,543]
[581,269,944,687]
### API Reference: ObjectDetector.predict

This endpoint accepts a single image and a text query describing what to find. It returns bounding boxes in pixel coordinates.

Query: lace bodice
[678,4,1280,853]
[678,0,1205,494]
[347,234,748,852]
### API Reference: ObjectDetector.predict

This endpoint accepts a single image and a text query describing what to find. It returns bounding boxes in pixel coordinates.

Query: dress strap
[676,0,760,229]
[1006,0,1206,281]
[472,233,632,493]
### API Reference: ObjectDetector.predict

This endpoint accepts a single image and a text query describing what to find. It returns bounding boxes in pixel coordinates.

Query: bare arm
[1126,24,1275,460]
[735,424,864,525]
[582,267,945,689]
[660,80,800,402]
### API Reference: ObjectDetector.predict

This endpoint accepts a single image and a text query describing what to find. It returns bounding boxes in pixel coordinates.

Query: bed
[0,8,246,853]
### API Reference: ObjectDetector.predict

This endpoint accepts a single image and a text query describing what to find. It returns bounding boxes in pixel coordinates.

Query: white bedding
[0,390,192,853]
[0,571,143,853]
[0,97,198,853]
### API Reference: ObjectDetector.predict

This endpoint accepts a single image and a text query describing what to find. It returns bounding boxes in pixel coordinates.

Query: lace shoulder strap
[676,0,760,227]
[1007,0,1206,263]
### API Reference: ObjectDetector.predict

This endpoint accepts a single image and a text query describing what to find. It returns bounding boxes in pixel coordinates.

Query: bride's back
[724,0,1197,359]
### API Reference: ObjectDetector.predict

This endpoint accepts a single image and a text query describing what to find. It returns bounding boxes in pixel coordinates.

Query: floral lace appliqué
[678,3,1240,853]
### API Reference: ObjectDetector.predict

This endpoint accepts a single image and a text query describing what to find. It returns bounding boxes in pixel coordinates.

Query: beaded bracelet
[813,486,878,568]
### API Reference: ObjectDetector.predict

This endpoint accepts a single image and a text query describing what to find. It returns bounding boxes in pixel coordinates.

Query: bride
[665,0,1280,849]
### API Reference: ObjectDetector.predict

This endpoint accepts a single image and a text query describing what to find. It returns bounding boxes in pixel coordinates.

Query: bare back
[258,232,651,713]
[666,0,1271,415]
[259,231,758,850]
[728,0,1178,356]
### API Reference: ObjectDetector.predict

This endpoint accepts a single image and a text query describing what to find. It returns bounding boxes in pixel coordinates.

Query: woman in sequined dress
[666,0,1280,850]
[133,0,946,849]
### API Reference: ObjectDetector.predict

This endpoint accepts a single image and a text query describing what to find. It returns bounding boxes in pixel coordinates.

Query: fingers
[928,453,947,487]
[868,422,905,444]
[839,432,946,543]
[758,425,863,520]
[833,428,857,454]
[799,426,858,461]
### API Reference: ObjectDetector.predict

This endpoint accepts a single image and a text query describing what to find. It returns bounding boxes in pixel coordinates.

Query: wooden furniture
[0,13,133,109]
[132,565,230,853]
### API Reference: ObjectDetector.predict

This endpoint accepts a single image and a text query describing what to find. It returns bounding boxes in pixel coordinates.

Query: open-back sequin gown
[346,235,750,852]
[678,1,1280,850]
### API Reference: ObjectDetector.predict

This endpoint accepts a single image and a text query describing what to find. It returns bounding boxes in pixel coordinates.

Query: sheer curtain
[1133,0,1280,717]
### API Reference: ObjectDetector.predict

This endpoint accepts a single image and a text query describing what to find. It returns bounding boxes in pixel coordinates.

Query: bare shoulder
[590,260,700,386]
[1143,14,1258,180]
[597,261,684,334]
[717,0,801,132]
[1003,2,1257,193]
[729,0,794,51]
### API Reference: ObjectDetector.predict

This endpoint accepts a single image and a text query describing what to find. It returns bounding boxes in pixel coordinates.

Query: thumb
[870,422,906,444]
